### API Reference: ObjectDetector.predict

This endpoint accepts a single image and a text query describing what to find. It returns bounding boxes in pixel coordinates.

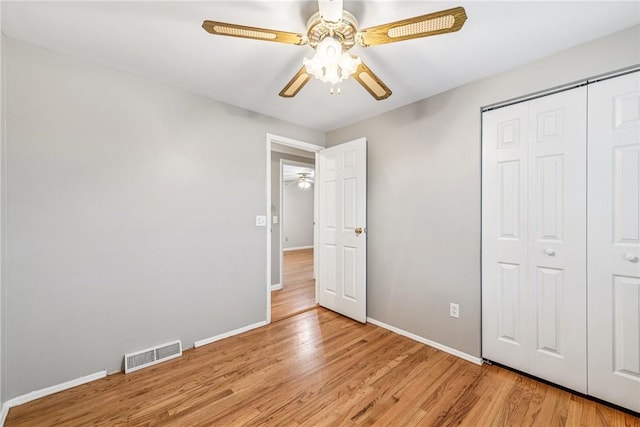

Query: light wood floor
[6,308,638,426]
[271,248,316,322]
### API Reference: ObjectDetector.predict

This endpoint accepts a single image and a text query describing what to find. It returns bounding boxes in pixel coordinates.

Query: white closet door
[482,102,530,372]
[482,87,587,392]
[587,72,640,412]
[526,88,587,393]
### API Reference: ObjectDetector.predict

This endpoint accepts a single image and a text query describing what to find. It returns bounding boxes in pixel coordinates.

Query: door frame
[266,133,324,324]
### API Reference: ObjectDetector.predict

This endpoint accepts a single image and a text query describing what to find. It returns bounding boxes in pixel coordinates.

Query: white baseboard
[283,245,313,252]
[271,283,282,291]
[194,321,267,348]
[1,370,107,425]
[0,402,9,427]
[367,317,483,366]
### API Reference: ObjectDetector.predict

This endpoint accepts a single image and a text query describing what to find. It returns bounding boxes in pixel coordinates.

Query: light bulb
[303,37,362,87]
[317,37,341,63]
[298,180,311,189]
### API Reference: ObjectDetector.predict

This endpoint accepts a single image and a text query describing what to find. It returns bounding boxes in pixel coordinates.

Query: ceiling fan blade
[356,6,467,47]
[318,0,343,23]
[351,61,392,101]
[202,21,307,45]
[279,66,313,98]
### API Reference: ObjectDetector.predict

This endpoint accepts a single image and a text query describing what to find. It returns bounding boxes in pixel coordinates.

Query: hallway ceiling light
[298,173,313,189]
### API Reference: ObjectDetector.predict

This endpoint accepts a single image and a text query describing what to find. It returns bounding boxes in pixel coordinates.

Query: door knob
[355,227,364,235]
[544,248,556,256]
[625,253,639,263]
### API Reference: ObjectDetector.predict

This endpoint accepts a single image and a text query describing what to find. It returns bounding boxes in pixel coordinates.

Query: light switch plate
[256,215,267,226]
[450,303,460,319]
[273,216,279,224]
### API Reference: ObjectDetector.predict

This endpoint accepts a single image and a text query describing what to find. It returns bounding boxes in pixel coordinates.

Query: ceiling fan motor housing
[306,10,358,52]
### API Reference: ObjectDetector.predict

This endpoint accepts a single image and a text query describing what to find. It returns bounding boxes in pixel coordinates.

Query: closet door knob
[544,248,556,256]
[624,253,639,263]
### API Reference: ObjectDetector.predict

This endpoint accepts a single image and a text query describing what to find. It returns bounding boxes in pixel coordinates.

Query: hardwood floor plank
[371,354,460,426]
[419,363,485,426]
[6,308,639,426]
[460,365,519,426]
[495,374,541,425]
[566,396,584,427]
[272,249,315,322]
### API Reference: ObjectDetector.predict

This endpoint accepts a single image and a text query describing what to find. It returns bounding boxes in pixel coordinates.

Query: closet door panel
[588,72,640,412]
[482,103,529,371]
[527,88,587,393]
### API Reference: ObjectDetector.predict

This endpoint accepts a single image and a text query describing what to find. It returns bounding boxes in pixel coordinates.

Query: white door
[317,138,367,322]
[587,71,640,412]
[482,87,587,392]
[526,88,587,393]
[482,102,530,373]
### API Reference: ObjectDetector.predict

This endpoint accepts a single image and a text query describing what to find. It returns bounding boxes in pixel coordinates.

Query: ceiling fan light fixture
[297,173,313,189]
[298,180,312,189]
[303,37,361,86]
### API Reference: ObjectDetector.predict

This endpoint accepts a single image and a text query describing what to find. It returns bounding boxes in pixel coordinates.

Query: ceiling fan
[202,0,467,100]
[286,172,314,189]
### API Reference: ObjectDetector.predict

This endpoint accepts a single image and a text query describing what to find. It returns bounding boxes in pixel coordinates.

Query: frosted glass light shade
[298,180,312,189]
[303,37,361,85]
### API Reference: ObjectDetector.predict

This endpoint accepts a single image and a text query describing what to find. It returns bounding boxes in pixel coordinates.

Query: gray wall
[269,153,314,286]
[283,170,314,250]
[2,37,324,400]
[326,25,640,358]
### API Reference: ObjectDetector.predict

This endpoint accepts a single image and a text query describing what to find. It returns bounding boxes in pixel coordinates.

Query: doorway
[266,134,324,324]
[266,134,368,324]
[271,161,316,321]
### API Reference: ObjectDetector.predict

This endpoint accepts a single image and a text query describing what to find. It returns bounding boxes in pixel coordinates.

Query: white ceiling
[3,1,638,131]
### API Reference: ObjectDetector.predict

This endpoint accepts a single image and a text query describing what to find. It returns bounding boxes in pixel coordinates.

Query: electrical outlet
[450,303,460,319]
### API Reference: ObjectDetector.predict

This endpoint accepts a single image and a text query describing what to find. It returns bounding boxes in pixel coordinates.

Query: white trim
[266,133,323,153]
[283,245,314,252]
[271,144,315,159]
[1,402,8,427]
[367,317,483,366]
[313,151,319,288]
[1,20,5,427]
[194,321,267,348]
[266,135,272,324]
[1,370,106,421]
[271,283,282,291]
[279,159,284,297]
